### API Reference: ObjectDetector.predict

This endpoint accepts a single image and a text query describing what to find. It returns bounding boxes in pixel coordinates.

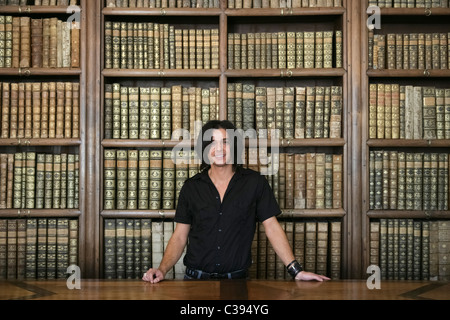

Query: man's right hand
[142,268,165,284]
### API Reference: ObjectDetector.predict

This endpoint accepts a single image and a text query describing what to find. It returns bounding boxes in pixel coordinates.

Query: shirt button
[217,246,221,250]
[219,229,222,232]
[219,212,223,215]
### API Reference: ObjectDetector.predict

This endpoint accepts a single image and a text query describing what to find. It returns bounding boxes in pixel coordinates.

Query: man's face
[208,128,232,168]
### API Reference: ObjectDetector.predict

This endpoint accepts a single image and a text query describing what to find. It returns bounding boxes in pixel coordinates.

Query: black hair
[196,120,244,172]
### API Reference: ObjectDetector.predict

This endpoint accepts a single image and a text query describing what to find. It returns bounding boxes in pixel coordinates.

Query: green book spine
[445,89,450,139]
[323,87,331,138]
[35,154,45,209]
[255,87,267,137]
[25,152,36,209]
[294,87,306,139]
[406,219,414,280]
[116,150,128,210]
[242,84,255,133]
[104,219,116,279]
[369,151,375,210]
[422,221,430,280]
[315,31,323,69]
[46,218,57,279]
[74,155,79,209]
[162,150,175,210]
[127,150,138,210]
[149,149,162,210]
[36,218,47,280]
[175,150,189,208]
[389,151,398,210]
[139,87,151,140]
[398,219,407,280]
[140,219,152,273]
[160,87,172,140]
[324,154,333,209]
[133,219,142,278]
[374,151,383,210]
[116,219,126,279]
[138,150,150,210]
[67,154,76,209]
[128,87,140,139]
[438,153,448,210]
[6,220,17,279]
[275,87,284,139]
[44,154,53,209]
[422,87,437,140]
[56,218,69,279]
[386,219,394,279]
[104,21,113,70]
[305,87,315,139]
[436,88,445,140]
[227,83,236,125]
[0,219,6,279]
[314,86,325,139]
[112,83,121,139]
[68,219,78,267]
[150,87,161,139]
[13,153,23,209]
[397,152,406,210]
[60,154,67,209]
[52,154,61,209]
[120,86,129,139]
[283,87,295,140]
[125,219,135,279]
[413,153,423,211]
[405,153,414,210]
[423,153,432,211]
[25,218,37,279]
[413,220,422,280]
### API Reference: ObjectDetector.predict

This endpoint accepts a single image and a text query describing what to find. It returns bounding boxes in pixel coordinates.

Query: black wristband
[286,260,303,278]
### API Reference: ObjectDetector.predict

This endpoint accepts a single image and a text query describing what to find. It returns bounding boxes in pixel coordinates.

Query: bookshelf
[0,0,86,280]
[1,0,448,282]
[97,0,349,280]
[362,1,450,281]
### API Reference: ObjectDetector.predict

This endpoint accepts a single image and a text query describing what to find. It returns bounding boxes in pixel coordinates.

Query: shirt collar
[194,165,249,182]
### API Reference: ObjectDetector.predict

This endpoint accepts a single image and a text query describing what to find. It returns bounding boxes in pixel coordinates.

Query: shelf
[367,69,450,78]
[101,208,346,219]
[0,5,80,14]
[225,7,346,16]
[367,210,450,219]
[376,7,450,16]
[102,7,221,16]
[101,210,176,219]
[102,139,192,148]
[367,139,450,148]
[102,69,221,78]
[0,209,81,218]
[0,139,82,147]
[101,138,346,148]
[280,208,346,218]
[0,68,82,77]
[226,68,346,78]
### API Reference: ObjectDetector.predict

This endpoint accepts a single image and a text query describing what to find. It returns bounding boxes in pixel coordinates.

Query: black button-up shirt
[174,167,281,274]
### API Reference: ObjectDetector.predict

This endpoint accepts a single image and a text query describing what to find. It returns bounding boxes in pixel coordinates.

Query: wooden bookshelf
[0,0,87,280]
[96,0,349,280]
[361,0,450,281]
[3,0,448,282]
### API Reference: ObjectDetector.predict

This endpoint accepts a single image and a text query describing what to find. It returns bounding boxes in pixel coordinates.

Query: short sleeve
[256,175,282,222]
[174,183,192,225]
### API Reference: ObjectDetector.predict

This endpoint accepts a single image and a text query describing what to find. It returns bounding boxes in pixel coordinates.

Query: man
[142,120,330,283]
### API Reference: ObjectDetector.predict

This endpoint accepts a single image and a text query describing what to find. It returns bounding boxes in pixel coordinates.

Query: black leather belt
[185,267,248,280]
